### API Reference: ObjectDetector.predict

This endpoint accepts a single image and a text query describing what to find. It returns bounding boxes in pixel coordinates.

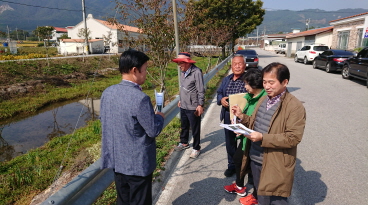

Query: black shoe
[224,169,235,177]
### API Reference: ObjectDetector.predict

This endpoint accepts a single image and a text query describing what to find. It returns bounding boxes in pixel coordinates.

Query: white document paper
[219,123,254,135]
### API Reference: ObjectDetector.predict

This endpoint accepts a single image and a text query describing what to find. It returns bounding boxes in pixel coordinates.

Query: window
[356,28,363,48]
[337,30,350,50]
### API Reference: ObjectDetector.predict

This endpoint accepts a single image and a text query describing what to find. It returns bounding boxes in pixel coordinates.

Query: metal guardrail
[41,54,233,205]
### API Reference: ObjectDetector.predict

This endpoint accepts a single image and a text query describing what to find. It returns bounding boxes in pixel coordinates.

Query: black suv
[342,47,368,88]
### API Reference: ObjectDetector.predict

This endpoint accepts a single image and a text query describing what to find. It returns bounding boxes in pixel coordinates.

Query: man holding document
[231,63,306,205]
[217,54,247,177]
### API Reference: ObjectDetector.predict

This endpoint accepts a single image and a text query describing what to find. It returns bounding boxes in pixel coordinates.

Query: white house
[64,14,141,54]
[51,27,68,41]
[285,26,333,57]
[59,39,104,55]
[329,12,368,50]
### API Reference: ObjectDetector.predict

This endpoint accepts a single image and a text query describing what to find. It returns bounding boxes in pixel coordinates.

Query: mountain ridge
[0,1,367,35]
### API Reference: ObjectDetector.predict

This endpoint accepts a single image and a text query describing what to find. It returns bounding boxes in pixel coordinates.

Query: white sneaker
[190,149,200,159]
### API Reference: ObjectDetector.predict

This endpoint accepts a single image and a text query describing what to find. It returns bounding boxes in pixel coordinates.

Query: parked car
[313,49,355,73]
[342,47,368,88]
[235,49,259,68]
[294,44,329,64]
[275,43,287,54]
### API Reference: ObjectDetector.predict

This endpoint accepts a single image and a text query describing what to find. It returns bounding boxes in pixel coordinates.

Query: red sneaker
[224,182,247,196]
[239,194,258,205]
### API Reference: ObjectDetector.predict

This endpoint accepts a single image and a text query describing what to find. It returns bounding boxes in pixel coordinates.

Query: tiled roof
[54,27,67,32]
[95,19,140,33]
[60,39,103,43]
[286,26,333,39]
[330,12,368,23]
[263,33,287,38]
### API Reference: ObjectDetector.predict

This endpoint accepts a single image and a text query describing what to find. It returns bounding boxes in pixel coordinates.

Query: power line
[0,0,81,12]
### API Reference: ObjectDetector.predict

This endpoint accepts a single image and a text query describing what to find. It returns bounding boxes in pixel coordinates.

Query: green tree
[33,26,55,66]
[191,0,265,56]
[34,26,54,46]
[58,33,70,40]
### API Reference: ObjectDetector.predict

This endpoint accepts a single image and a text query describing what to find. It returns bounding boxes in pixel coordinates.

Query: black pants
[224,110,237,170]
[233,142,253,187]
[179,108,201,150]
[114,172,153,205]
[250,160,288,205]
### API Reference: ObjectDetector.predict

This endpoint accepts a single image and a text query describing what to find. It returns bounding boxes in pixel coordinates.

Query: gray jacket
[179,65,205,110]
[100,80,164,176]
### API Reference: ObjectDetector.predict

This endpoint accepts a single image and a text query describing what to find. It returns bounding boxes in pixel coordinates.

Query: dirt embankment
[0,68,117,101]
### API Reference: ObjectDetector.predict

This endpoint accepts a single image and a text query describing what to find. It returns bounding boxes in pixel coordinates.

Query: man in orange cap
[172,52,205,159]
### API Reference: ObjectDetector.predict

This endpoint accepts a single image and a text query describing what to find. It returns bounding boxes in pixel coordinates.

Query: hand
[245,131,263,142]
[156,111,165,119]
[195,105,204,116]
[221,97,229,108]
[177,101,181,107]
[231,105,244,120]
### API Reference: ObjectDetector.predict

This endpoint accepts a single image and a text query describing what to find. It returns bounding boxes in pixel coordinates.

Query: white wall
[67,15,140,53]
[315,32,333,48]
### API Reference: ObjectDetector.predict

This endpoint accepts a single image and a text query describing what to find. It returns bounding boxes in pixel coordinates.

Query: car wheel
[303,57,308,65]
[294,55,298,62]
[325,63,331,73]
[312,61,317,69]
[341,64,350,79]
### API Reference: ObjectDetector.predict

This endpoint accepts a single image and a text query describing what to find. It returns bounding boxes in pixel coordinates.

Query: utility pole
[6,25,11,42]
[15,27,19,41]
[82,0,89,55]
[256,27,259,46]
[172,0,180,88]
[306,18,310,30]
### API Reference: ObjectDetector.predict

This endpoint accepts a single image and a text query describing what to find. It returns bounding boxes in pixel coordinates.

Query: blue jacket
[100,80,164,177]
[216,74,234,121]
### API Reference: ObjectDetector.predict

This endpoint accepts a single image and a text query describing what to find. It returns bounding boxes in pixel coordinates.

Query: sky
[261,0,368,11]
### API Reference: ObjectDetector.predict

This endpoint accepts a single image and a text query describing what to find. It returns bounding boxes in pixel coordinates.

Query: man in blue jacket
[217,54,247,177]
[100,49,165,205]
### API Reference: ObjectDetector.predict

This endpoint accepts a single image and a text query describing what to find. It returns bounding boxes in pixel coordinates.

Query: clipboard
[229,93,247,122]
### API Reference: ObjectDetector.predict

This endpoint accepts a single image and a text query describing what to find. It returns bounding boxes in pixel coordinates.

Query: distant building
[329,12,368,50]
[51,27,68,41]
[59,39,104,55]
[64,14,141,54]
[285,26,333,57]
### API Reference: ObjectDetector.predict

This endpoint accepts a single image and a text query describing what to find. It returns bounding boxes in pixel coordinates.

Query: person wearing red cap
[172,52,205,159]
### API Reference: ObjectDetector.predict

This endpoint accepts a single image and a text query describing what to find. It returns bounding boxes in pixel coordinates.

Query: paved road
[153,48,368,205]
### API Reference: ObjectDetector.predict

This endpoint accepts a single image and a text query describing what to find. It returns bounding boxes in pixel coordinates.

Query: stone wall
[331,19,364,50]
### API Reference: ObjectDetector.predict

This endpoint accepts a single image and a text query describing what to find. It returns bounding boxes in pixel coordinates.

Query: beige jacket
[240,90,306,197]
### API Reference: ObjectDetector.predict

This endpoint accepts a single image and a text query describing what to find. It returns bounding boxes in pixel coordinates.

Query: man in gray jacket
[173,52,205,159]
[100,50,165,205]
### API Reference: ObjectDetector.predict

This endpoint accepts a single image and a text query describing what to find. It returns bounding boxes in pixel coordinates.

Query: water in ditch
[0,98,99,162]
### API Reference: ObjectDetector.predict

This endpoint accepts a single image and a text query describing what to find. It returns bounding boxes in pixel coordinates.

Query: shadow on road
[289,158,327,205]
[288,87,301,93]
[172,177,238,205]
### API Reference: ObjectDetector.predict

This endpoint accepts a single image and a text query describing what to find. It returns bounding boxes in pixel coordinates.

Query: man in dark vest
[232,62,306,205]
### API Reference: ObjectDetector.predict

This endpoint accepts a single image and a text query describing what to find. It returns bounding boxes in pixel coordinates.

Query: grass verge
[0,57,229,204]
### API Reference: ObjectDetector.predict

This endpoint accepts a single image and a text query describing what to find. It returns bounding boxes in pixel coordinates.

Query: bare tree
[77,28,91,54]
[114,0,177,94]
